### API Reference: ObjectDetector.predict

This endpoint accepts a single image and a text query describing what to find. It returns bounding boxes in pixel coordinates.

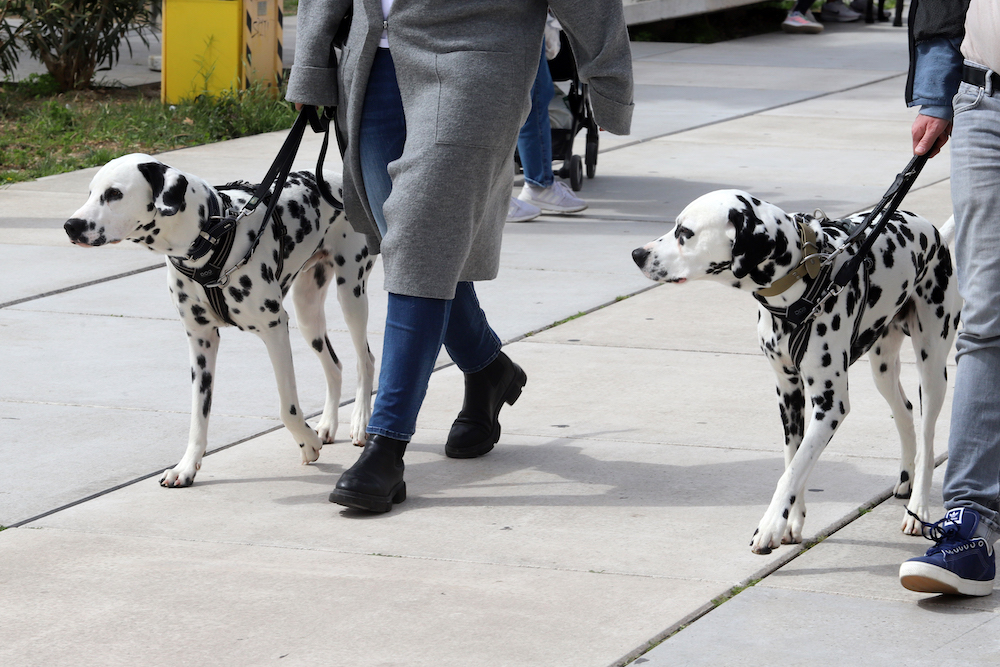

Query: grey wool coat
[286,0,634,299]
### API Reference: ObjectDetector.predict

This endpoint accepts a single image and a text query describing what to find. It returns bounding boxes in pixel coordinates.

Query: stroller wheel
[570,155,583,191]
[585,135,598,179]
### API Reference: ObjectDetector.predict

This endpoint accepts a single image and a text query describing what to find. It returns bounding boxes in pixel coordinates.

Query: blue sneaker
[899,508,996,596]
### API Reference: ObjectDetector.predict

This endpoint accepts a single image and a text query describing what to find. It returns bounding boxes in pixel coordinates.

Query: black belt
[962,64,1000,93]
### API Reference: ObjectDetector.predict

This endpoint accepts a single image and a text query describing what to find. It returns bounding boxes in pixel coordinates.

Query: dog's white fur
[633,190,961,554]
[64,153,375,487]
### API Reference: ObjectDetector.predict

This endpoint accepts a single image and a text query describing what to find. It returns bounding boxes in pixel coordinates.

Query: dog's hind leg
[334,241,375,446]
[292,259,345,444]
[257,311,324,463]
[868,325,919,508]
[901,313,953,534]
[161,326,221,487]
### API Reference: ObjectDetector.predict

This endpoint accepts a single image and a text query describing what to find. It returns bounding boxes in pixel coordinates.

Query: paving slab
[637,474,1000,666]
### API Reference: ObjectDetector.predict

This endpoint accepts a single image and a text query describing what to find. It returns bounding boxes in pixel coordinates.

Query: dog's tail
[938,215,956,246]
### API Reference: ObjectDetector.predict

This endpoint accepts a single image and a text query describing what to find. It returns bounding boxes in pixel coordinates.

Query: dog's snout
[64,218,90,242]
[632,246,650,268]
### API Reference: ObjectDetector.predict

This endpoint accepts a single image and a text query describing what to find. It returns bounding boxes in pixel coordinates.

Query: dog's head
[632,189,796,289]
[64,153,192,249]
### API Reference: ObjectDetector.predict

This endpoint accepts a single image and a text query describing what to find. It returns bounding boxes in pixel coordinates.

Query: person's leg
[517,47,554,190]
[443,282,527,459]
[899,68,1000,595]
[332,48,440,513]
[358,49,406,237]
[942,71,1000,545]
[367,294,451,441]
[516,45,586,214]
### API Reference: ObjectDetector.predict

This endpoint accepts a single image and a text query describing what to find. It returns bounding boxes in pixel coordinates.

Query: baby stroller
[547,32,599,191]
[515,32,599,192]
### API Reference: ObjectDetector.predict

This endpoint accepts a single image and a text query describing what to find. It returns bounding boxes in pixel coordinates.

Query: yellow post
[161,0,283,103]
[243,0,284,94]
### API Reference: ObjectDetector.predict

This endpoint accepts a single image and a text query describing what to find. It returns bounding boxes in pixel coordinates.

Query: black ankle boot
[329,435,408,512]
[445,351,527,459]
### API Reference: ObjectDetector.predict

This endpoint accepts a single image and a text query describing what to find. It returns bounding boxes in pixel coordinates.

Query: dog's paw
[299,430,323,464]
[750,511,790,554]
[315,413,338,445]
[160,462,199,488]
[782,499,807,544]
[901,502,929,536]
[349,402,370,447]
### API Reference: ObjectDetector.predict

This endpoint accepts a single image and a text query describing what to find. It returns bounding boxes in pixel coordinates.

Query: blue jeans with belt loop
[358,48,502,442]
[942,63,1000,545]
[517,44,555,189]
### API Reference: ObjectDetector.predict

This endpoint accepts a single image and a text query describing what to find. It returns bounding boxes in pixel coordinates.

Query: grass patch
[711,578,761,607]
[0,74,297,184]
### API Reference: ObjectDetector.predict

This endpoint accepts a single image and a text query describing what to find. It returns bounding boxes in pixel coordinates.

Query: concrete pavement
[2,18,993,667]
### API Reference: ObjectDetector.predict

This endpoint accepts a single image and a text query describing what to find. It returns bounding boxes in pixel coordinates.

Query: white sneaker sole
[899,561,995,596]
[517,195,587,214]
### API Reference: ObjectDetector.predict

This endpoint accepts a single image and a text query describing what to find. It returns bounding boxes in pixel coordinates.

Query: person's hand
[295,103,303,111]
[912,114,951,158]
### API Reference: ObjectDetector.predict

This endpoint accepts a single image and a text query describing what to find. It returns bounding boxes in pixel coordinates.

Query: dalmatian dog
[631,190,961,554]
[64,153,376,487]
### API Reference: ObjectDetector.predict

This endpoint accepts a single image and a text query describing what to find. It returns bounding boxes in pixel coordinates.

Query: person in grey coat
[286,0,634,513]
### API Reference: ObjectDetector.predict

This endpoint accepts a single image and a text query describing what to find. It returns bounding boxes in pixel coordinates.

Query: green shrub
[5,0,157,91]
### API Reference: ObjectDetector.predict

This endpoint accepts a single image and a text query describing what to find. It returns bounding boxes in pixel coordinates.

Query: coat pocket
[435,50,518,149]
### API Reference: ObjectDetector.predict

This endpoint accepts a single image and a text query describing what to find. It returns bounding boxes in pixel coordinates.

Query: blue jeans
[359,49,502,442]
[942,64,1000,544]
[517,45,554,189]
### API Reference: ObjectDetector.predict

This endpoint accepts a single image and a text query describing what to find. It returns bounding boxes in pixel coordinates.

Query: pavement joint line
[613,449,951,667]
[7,282,656,529]
[0,262,164,309]
[602,71,907,155]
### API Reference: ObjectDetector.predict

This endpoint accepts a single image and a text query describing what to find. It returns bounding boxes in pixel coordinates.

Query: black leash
[771,154,928,327]
[831,153,928,290]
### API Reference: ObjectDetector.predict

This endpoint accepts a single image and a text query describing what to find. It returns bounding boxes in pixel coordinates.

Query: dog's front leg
[773,370,808,545]
[161,326,221,487]
[751,366,850,554]
[257,316,324,463]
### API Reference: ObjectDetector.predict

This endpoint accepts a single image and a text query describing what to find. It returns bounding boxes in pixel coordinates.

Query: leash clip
[807,282,846,322]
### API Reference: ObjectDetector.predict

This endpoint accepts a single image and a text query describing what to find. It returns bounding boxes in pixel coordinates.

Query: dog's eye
[674,225,695,245]
[101,187,124,205]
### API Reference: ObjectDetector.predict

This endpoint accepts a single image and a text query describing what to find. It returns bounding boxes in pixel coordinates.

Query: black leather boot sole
[445,353,527,459]
[329,480,406,513]
[329,435,407,512]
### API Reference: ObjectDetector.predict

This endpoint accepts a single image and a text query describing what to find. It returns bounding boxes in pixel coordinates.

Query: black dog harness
[166,106,339,327]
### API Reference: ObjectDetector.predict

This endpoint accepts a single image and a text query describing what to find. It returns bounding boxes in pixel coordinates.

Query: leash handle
[833,154,928,288]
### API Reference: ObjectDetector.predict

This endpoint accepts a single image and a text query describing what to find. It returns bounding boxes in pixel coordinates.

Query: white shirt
[962,0,1000,74]
[380,0,393,48]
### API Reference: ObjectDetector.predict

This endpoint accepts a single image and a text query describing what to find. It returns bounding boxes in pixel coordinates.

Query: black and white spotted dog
[631,190,961,554]
[64,153,375,487]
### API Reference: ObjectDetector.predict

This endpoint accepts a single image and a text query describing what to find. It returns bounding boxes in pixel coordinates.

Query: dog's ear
[138,161,188,217]
[728,196,774,281]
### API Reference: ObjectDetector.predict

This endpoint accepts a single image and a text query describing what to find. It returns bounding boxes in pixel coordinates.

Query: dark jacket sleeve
[548,0,634,135]
[905,0,970,114]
